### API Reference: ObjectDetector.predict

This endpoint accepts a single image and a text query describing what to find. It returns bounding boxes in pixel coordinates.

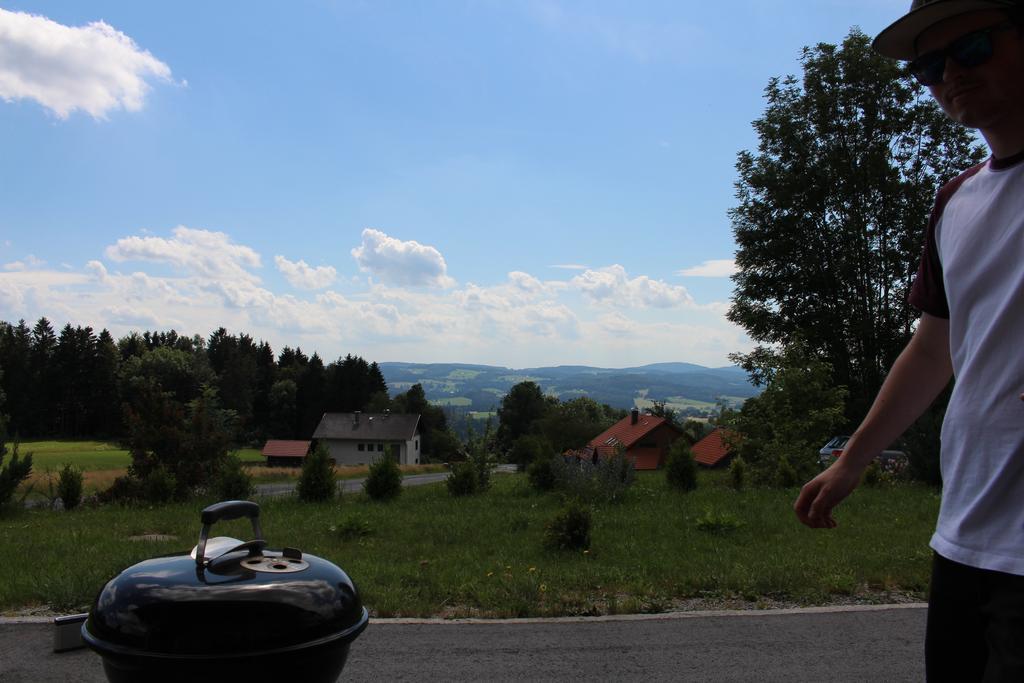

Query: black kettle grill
[81,500,368,683]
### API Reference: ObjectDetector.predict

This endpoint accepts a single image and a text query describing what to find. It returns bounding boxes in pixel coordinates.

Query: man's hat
[873,0,1022,60]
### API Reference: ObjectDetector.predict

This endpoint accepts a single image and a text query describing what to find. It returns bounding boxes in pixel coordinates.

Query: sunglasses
[909,22,1017,86]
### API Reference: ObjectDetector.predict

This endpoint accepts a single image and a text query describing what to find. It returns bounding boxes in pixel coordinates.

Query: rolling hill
[379,362,759,418]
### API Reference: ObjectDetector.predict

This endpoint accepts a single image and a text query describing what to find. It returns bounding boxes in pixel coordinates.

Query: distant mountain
[379,361,759,418]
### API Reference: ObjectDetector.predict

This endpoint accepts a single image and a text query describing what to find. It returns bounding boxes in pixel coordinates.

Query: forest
[0,317,415,445]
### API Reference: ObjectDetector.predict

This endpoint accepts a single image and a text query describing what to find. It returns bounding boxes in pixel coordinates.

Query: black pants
[927,553,1024,682]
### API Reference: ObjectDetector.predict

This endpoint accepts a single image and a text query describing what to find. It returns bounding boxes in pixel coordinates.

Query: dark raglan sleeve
[906,163,986,320]
[907,202,950,319]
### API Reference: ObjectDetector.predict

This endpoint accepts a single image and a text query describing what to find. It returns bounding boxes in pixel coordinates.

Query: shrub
[591,450,635,503]
[298,443,336,502]
[331,514,374,540]
[0,442,32,513]
[694,508,744,535]
[98,475,143,504]
[510,435,553,470]
[57,463,84,511]
[527,456,559,492]
[213,455,255,500]
[364,456,402,501]
[665,441,698,492]
[466,438,493,493]
[544,499,592,551]
[547,451,636,503]
[775,455,800,488]
[728,456,747,491]
[862,460,882,487]
[446,461,478,497]
[141,466,178,504]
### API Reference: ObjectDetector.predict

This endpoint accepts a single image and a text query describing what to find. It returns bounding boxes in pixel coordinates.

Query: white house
[312,411,421,466]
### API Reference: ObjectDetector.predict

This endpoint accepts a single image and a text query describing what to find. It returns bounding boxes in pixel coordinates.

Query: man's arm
[794,312,952,528]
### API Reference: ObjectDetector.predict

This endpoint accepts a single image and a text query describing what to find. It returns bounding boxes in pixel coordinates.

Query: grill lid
[83,500,367,658]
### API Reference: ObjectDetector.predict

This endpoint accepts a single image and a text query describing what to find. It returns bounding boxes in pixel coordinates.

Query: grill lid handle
[195,500,264,567]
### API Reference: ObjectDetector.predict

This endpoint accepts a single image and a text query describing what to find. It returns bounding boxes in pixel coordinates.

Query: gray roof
[313,413,421,441]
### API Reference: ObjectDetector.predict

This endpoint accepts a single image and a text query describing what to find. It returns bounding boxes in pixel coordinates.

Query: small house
[585,408,685,470]
[261,440,311,467]
[312,411,421,466]
[691,427,738,468]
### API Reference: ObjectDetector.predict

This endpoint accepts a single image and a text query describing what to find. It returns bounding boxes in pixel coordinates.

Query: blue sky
[0,1,904,368]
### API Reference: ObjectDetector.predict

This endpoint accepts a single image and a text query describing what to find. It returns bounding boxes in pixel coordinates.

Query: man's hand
[794,462,864,529]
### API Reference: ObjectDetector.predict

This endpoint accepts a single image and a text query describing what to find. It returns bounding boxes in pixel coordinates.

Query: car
[817,435,908,469]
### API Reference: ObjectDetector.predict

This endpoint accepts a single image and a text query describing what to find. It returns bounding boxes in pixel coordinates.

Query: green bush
[775,455,800,488]
[694,508,744,535]
[331,514,374,540]
[0,442,32,513]
[728,456,747,491]
[98,475,143,504]
[546,451,636,503]
[446,462,478,497]
[862,460,882,487]
[510,435,553,470]
[665,441,698,492]
[298,443,336,502]
[527,456,559,492]
[57,463,84,511]
[544,499,592,551]
[141,466,178,504]
[364,456,402,501]
[213,455,255,500]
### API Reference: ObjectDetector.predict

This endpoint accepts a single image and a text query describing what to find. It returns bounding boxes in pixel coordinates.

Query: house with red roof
[261,440,312,467]
[585,408,685,470]
[690,427,738,468]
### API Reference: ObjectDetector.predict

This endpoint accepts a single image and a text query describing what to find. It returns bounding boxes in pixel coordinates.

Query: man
[793,0,1024,679]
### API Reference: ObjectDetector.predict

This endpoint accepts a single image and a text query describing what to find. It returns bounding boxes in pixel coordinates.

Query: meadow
[0,470,939,618]
[7,440,442,500]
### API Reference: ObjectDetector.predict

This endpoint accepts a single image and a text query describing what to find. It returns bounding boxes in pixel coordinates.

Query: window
[377,443,384,452]
[357,443,365,452]
[415,439,419,450]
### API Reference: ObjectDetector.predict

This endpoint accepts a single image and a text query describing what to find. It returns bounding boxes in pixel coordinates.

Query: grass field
[0,471,939,618]
[431,397,473,407]
[7,441,443,498]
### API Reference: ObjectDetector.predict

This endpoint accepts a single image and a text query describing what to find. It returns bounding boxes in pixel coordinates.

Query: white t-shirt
[909,152,1024,575]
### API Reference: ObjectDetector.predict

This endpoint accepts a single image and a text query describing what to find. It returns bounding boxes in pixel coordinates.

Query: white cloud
[678,259,738,278]
[274,256,337,290]
[550,264,588,271]
[351,228,454,288]
[86,260,112,284]
[0,8,175,119]
[101,305,161,328]
[0,233,751,368]
[570,264,695,308]
[106,227,261,282]
[3,254,45,271]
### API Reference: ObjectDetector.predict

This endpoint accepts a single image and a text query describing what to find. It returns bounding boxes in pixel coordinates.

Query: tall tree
[496,381,549,450]
[91,329,123,436]
[722,340,848,485]
[0,321,32,437]
[29,317,58,435]
[728,29,984,421]
[392,383,452,459]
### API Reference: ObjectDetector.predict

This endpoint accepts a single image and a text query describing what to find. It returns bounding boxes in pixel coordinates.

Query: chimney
[630,408,639,425]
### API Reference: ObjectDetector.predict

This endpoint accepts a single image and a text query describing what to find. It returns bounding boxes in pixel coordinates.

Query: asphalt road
[255,465,517,497]
[255,471,451,497]
[0,605,926,682]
